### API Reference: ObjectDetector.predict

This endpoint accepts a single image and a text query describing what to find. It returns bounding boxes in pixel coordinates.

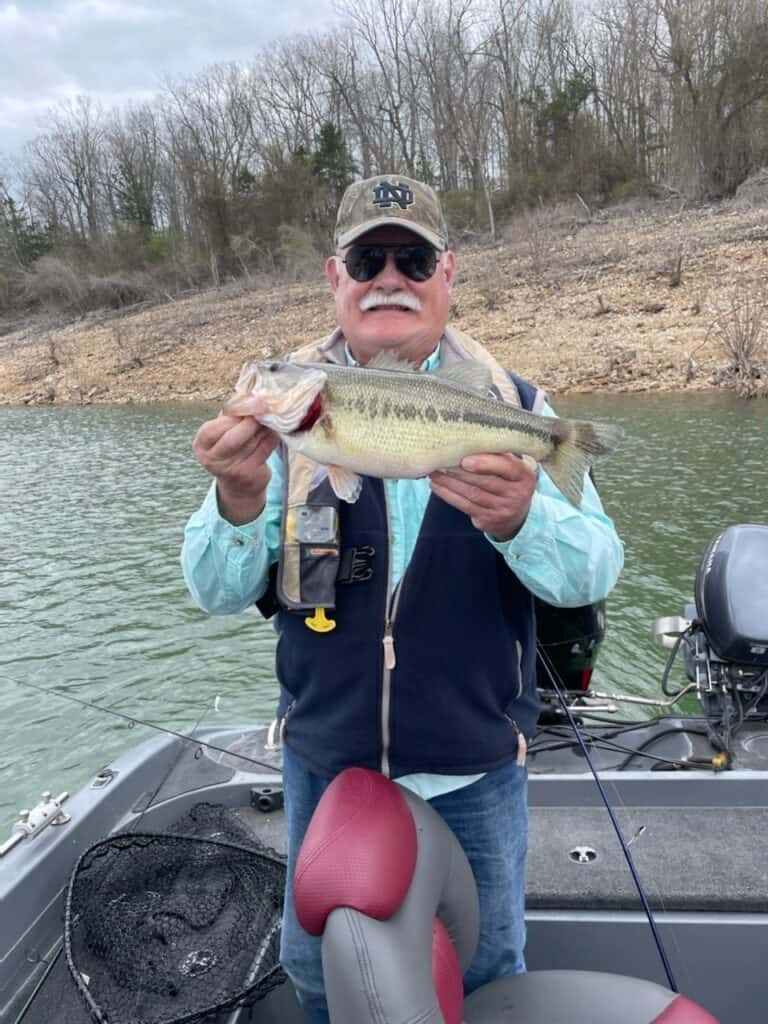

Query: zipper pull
[510,719,527,767]
[383,627,396,670]
[507,717,527,767]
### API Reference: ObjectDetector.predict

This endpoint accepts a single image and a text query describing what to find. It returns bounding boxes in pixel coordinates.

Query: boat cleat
[0,790,70,857]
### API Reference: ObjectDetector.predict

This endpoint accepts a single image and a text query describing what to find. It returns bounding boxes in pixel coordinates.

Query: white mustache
[360,291,422,312]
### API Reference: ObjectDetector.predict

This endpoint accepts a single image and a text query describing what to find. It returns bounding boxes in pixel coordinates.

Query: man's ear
[326,255,341,292]
[442,250,456,289]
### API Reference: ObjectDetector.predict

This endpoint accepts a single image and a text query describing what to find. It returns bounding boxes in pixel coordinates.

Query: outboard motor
[695,524,768,668]
[534,599,607,725]
[656,525,768,749]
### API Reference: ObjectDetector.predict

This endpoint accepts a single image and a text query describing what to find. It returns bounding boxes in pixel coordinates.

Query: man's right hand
[193,412,280,526]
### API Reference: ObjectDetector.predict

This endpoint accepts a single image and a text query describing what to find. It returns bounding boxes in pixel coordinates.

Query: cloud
[0,0,338,157]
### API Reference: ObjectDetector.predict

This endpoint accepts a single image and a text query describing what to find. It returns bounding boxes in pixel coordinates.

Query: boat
[2,522,767,1024]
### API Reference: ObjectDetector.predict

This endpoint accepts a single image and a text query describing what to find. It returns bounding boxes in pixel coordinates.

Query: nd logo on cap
[371,180,414,210]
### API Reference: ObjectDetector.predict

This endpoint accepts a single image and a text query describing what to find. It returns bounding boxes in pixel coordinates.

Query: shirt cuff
[484,489,548,562]
[202,482,267,546]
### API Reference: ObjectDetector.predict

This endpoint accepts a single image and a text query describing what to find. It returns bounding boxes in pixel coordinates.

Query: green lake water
[1,393,766,833]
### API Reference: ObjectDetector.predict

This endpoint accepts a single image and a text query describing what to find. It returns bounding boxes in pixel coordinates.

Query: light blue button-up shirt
[182,344,624,797]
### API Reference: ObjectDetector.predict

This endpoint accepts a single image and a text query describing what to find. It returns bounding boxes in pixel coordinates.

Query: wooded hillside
[2,0,768,316]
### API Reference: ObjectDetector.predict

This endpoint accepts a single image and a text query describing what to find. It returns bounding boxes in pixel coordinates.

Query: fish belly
[298,390,554,478]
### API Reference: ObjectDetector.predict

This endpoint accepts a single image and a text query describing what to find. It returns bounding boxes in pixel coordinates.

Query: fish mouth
[228,362,326,433]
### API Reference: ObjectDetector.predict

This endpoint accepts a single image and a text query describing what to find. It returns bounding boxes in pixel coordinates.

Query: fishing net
[63,803,287,1024]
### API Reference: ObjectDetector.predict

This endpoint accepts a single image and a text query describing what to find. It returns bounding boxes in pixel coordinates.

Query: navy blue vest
[274,374,541,779]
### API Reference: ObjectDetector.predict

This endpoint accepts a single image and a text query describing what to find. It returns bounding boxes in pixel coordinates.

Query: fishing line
[531,728,712,770]
[7,677,281,775]
[131,687,223,832]
[536,644,679,993]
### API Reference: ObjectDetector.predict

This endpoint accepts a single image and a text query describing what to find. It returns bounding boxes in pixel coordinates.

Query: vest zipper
[380,488,404,777]
[515,639,524,700]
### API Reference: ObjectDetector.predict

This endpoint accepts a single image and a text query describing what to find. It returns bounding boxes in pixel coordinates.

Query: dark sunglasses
[342,243,438,283]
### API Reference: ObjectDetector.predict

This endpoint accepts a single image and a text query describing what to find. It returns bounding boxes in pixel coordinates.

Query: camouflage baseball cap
[335,174,449,251]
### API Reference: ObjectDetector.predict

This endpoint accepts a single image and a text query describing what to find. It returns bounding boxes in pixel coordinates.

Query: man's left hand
[429,453,537,542]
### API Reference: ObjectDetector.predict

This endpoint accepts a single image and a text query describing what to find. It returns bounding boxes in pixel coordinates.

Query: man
[182,174,623,1022]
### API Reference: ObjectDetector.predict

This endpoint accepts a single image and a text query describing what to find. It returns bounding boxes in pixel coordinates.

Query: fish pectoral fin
[327,465,363,503]
[434,362,494,395]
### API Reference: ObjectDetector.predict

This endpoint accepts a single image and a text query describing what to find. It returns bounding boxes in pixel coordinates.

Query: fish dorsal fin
[365,351,419,373]
[434,361,494,395]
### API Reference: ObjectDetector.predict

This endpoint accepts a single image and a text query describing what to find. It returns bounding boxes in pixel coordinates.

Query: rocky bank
[1,194,767,406]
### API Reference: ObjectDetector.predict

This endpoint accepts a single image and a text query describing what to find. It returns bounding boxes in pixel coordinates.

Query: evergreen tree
[0,197,51,268]
[311,123,356,205]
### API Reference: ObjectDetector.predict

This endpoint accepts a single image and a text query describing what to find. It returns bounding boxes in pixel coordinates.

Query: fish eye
[267,362,280,372]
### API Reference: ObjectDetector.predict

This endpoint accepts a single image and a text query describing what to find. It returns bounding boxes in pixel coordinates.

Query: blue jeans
[279,747,528,1023]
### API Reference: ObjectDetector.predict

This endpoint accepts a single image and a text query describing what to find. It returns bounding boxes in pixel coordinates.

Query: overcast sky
[0,0,339,162]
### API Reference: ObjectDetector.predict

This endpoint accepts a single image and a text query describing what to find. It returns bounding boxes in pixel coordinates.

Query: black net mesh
[63,804,287,1024]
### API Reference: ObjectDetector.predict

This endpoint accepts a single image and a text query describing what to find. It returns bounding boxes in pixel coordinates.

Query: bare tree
[337,0,426,173]
[26,96,107,244]
[161,64,258,282]
[105,105,161,233]
[313,32,379,177]
[253,37,329,155]
[656,0,768,196]
[483,0,536,186]
[414,0,499,234]
[587,0,661,182]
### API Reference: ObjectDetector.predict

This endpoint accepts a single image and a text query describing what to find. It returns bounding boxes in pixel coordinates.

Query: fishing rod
[536,643,679,994]
[7,677,281,775]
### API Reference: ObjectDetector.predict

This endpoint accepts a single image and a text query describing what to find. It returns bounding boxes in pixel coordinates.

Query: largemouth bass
[225,353,623,506]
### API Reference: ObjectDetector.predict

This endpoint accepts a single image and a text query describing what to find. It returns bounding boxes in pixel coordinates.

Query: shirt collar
[344,340,442,371]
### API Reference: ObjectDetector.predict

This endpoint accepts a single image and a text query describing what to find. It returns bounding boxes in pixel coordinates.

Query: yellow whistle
[305,607,336,633]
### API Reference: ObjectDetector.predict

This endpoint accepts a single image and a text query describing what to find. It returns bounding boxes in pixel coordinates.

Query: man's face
[325,225,456,365]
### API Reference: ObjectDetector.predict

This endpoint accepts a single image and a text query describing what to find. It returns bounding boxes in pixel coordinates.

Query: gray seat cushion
[463,970,678,1023]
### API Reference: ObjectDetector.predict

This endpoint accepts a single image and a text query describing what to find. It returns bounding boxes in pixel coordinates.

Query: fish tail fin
[541,420,624,506]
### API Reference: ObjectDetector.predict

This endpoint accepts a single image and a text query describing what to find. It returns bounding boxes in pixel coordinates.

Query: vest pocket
[279,503,340,610]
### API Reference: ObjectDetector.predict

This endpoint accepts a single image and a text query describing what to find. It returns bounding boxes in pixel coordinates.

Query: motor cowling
[695,524,768,669]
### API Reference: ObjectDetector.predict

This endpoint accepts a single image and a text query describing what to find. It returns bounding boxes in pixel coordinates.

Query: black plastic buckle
[337,545,375,584]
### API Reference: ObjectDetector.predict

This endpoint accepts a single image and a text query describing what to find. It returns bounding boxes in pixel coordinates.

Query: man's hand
[429,453,537,542]
[193,410,279,525]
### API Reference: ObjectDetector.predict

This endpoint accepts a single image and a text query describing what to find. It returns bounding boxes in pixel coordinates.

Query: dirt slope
[1,196,766,406]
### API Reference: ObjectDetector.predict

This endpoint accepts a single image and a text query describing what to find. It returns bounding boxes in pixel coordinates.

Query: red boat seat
[294,767,719,1024]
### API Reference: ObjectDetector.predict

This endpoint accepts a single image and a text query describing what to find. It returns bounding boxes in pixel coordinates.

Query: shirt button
[234,537,244,546]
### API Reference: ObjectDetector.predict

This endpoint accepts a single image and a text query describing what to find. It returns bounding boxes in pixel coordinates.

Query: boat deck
[4,721,767,1024]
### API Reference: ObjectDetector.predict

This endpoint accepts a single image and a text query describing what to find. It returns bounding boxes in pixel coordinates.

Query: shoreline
[1,197,766,406]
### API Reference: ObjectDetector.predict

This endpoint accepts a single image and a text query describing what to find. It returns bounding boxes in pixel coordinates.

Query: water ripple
[1,395,766,831]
